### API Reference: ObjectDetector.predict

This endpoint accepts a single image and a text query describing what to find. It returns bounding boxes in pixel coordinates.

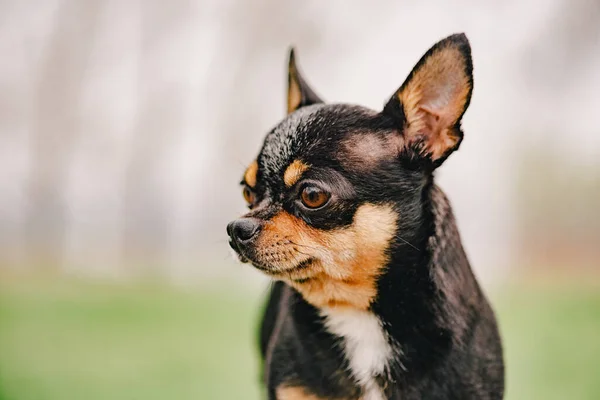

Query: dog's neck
[371,184,477,378]
[287,184,480,396]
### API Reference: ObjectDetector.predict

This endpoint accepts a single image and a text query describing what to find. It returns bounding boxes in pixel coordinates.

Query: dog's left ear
[287,48,323,114]
[383,33,473,167]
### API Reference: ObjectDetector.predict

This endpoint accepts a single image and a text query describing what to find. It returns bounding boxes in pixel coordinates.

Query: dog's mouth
[232,244,316,278]
[229,241,250,263]
[252,257,315,276]
[228,226,319,280]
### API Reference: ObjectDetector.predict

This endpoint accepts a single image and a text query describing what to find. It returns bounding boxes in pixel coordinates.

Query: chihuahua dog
[227,33,504,400]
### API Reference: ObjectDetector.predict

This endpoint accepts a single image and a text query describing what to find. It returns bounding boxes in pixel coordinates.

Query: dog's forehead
[258,104,383,180]
[258,104,324,178]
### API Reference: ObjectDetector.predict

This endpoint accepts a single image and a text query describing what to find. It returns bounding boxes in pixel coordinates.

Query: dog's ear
[287,48,323,114]
[383,33,473,167]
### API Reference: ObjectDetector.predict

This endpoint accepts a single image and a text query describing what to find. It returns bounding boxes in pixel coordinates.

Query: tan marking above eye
[283,159,310,187]
[244,160,258,188]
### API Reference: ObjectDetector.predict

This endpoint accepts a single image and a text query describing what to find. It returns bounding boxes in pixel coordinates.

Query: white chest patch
[322,308,392,400]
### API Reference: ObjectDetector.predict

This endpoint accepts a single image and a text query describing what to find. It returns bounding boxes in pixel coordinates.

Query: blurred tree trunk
[522,0,600,88]
[194,1,320,246]
[120,3,188,272]
[26,1,103,270]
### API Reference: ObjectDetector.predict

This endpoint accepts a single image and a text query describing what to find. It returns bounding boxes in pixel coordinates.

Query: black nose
[227,218,261,244]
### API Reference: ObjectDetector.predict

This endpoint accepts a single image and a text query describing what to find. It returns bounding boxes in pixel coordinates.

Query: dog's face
[228,34,473,310]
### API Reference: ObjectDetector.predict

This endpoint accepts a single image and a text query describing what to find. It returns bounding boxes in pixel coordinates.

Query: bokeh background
[1,1,599,399]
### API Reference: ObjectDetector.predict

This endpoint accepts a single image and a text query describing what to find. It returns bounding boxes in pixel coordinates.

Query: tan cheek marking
[261,205,398,310]
[276,386,327,400]
[293,204,397,310]
[244,160,258,188]
[283,160,310,187]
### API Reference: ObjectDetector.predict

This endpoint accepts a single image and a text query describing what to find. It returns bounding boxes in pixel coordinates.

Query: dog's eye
[242,186,255,206]
[300,186,330,209]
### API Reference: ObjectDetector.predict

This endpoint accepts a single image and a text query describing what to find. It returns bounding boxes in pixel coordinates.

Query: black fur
[229,33,504,399]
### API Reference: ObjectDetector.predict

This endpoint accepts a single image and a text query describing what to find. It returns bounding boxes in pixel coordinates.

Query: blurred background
[0,0,599,399]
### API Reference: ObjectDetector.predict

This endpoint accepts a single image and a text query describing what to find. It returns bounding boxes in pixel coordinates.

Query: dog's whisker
[293,248,313,258]
[396,235,420,251]
[288,241,319,251]
[370,224,421,251]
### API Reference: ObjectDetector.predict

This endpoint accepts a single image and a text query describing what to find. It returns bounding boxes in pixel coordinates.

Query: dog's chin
[249,258,316,280]
[230,247,250,264]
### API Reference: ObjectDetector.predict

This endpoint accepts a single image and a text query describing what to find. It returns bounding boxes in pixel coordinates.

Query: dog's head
[227,34,473,310]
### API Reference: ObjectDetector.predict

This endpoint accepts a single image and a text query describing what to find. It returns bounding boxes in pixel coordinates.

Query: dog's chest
[322,308,392,400]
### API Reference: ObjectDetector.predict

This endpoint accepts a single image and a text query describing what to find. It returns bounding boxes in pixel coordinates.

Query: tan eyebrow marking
[244,160,258,188]
[283,160,310,187]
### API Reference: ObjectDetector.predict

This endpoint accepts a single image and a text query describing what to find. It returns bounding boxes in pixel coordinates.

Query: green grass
[497,285,600,400]
[0,279,265,400]
[0,277,599,400]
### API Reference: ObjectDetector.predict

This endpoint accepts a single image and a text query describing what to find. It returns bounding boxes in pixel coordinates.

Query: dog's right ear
[287,48,323,114]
